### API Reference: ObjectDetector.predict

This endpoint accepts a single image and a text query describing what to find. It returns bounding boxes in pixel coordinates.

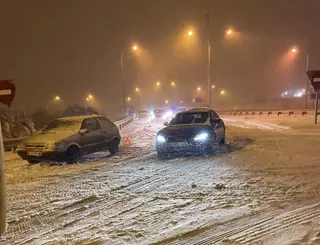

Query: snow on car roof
[57,114,102,122]
[187,107,210,113]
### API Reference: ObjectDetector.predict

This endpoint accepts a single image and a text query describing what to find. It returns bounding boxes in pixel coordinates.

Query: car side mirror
[79,128,89,135]
[211,118,221,124]
[164,122,169,126]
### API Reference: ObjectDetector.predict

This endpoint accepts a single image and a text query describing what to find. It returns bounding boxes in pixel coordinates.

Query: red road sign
[307,70,320,92]
[0,80,15,107]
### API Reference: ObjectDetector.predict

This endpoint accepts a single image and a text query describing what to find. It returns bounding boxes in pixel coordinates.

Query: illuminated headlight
[156,135,166,143]
[17,144,26,150]
[53,142,66,150]
[194,133,209,142]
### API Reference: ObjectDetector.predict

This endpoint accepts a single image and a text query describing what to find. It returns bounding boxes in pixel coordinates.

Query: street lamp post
[120,50,127,117]
[305,53,309,109]
[291,47,309,109]
[120,45,138,117]
[206,12,211,108]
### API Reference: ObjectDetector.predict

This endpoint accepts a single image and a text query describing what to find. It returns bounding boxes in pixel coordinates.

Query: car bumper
[156,141,213,154]
[16,150,66,161]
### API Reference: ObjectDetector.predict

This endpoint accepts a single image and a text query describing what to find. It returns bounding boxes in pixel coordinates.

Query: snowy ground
[2,115,320,244]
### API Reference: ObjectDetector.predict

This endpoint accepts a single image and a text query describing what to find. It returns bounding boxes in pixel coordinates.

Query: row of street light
[53,94,95,103]
[119,26,237,116]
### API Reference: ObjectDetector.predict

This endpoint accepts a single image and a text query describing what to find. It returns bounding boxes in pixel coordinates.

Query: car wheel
[66,146,80,164]
[109,138,120,155]
[220,128,226,145]
[157,151,168,158]
[27,159,40,164]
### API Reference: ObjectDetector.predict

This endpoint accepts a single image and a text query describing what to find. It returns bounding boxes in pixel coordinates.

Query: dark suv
[16,115,121,164]
[156,108,225,156]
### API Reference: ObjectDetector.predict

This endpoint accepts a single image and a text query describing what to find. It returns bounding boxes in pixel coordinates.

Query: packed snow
[2,115,320,244]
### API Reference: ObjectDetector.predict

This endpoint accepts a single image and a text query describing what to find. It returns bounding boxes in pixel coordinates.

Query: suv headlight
[156,135,166,143]
[17,144,26,150]
[53,142,66,150]
[194,133,209,142]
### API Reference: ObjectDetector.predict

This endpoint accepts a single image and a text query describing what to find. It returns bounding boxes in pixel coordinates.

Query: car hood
[22,130,75,144]
[158,124,210,138]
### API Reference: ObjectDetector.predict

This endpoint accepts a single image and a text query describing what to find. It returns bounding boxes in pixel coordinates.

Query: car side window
[99,117,114,131]
[210,110,219,119]
[81,118,101,130]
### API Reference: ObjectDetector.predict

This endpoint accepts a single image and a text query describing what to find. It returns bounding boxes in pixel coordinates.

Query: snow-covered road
[2,116,320,244]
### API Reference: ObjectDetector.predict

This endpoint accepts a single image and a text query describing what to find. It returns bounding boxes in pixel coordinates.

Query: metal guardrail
[218,109,314,117]
[114,116,133,129]
[2,116,134,150]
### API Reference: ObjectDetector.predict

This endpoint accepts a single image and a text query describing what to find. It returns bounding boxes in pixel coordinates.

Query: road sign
[0,80,15,107]
[307,71,320,124]
[307,70,320,92]
[310,93,317,100]
[194,97,203,103]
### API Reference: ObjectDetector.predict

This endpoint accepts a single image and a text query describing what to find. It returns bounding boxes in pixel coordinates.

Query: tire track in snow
[164,203,320,245]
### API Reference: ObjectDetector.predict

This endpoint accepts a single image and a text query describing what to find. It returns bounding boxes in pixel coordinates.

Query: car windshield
[170,112,209,124]
[43,119,81,133]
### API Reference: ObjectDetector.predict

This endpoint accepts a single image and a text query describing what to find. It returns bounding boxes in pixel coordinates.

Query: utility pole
[305,53,309,109]
[205,12,211,108]
[120,50,127,117]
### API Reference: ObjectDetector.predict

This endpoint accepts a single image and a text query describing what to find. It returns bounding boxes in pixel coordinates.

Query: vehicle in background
[139,110,149,119]
[16,115,121,164]
[153,108,164,119]
[156,108,225,156]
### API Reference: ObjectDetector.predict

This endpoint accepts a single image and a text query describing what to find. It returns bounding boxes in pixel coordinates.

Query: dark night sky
[1,0,320,113]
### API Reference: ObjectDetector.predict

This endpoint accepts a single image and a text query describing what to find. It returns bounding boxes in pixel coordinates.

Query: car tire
[157,151,168,158]
[66,146,80,164]
[27,159,40,164]
[220,128,226,145]
[109,138,120,155]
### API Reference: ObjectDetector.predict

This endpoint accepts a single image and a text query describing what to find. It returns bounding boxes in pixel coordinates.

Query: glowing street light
[211,85,215,89]
[156,81,161,87]
[135,87,140,92]
[289,46,309,109]
[88,94,93,100]
[220,90,226,95]
[86,97,90,101]
[192,98,195,103]
[171,81,175,87]
[188,30,193,36]
[127,97,131,102]
[165,100,169,104]
[121,43,140,117]
[54,96,61,101]
[197,87,201,92]
[226,29,233,36]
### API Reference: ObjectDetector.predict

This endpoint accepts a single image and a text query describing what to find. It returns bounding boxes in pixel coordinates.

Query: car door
[98,117,116,149]
[210,110,224,141]
[79,118,104,153]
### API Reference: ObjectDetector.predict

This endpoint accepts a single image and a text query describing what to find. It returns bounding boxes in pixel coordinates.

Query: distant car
[156,108,225,156]
[139,110,149,119]
[16,115,121,164]
[153,108,164,119]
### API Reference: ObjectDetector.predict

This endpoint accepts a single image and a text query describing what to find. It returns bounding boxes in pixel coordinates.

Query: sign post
[307,71,320,124]
[0,80,15,236]
[316,92,319,124]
